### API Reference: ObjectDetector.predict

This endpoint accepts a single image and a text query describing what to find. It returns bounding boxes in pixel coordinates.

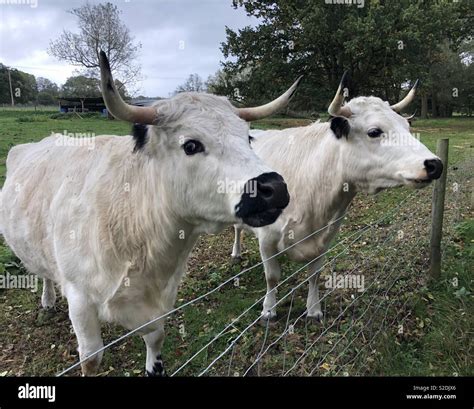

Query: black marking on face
[236,172,290,228]
[132,123,148,152]
[249,135,254,144]
[330,116,350,139]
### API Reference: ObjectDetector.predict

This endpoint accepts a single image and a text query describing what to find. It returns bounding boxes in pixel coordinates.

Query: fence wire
[195,190,421,376]
[57,209,351,376]
[57,183,441,377]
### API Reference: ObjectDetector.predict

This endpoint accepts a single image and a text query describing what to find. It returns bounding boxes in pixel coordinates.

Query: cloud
[0,0,258,96]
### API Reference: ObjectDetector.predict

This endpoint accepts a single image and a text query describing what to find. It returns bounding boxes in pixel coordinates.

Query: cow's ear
[330,116,350,139]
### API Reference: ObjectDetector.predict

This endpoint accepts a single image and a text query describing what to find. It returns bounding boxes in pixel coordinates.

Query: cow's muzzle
[235,172,290,227]
[424,159,443,180]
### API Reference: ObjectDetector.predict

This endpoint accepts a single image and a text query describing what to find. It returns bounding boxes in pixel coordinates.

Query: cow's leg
[231,225,243,263]
[143,322,166,376]
[67,289,103,376]
[306,258,324,321]
[41,278,56,309]
[260,240,281,321]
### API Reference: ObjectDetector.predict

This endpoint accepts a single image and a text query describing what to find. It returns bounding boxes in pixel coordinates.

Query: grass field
[0,109,472,376]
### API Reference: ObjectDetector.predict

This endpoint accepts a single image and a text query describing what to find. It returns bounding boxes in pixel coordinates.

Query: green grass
[371,219,473,376]
[0,110,472,376]
[0,105,58,111]
[0,110,130,187]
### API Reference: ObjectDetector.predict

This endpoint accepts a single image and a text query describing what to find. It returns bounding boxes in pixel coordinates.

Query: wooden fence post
[429,138,449,279]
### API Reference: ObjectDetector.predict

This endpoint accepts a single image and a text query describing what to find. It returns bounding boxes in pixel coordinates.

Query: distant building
[57,97,162,116]
[130,98,161,107]
[58,97,106,113]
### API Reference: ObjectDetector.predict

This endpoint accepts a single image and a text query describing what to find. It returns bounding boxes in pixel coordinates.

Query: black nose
[424,159,443,180]
[235,172,290,228]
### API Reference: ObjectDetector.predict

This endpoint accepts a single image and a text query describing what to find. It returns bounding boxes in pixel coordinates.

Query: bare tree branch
[48,2,142,89]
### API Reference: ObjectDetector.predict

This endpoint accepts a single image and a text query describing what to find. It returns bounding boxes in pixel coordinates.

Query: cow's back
[1,134,132,284]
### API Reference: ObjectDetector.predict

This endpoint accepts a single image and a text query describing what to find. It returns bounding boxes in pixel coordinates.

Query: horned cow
[0,51,301,375]
[231,72,443,321]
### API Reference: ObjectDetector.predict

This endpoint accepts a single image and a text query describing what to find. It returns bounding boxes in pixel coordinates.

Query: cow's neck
[105,151,200,284]
[306,126,357,224]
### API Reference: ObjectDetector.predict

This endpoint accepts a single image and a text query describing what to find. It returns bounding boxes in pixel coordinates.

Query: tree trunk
[421,92,428,119]
[431,91,438,118]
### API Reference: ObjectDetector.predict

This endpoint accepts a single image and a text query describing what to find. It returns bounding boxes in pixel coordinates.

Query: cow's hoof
[259,312,277,327]
[80,356,102,376]
[146,369,167,377]
[231,256,243,265]
[146,355,167,377]
[41,293,56,310]
[306,310,324,323]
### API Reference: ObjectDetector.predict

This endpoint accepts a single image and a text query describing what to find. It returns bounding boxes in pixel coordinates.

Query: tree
[457,40,474,116]
[0,64,37,105]
[61,75,102,99]
[175,74,206,94]
[48,2,141,89]
[36,77,59,105]
[205,68,257,107]
[0,64,12,104]
[61,75,128,99]
[426,43,466,117]
[220,0,473,114]
[205,70,225,95]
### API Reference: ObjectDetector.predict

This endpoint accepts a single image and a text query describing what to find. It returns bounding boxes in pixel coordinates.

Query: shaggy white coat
[233,96,440,319]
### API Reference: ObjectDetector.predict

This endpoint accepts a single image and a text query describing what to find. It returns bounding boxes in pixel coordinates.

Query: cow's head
[328,72,443,194]
[99,51,295,231]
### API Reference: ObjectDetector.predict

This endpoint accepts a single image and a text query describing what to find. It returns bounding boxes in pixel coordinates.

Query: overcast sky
[0,0,258,97]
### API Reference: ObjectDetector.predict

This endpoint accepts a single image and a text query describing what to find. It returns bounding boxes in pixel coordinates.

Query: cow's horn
[328,71,352,118]
[391,79,419,113]
[237,76,303,121]
[99,51,157,124]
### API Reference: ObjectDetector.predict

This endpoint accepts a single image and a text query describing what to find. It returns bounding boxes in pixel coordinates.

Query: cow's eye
[183,140,205,155]
[367,128,383,138]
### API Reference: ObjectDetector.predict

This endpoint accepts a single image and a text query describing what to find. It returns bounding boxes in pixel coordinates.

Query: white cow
[231,73,443,321]
[0,51,300,376]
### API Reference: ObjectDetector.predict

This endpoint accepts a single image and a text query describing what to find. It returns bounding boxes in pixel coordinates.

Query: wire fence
[57,210,351,376]
[195,189,425,377]
[58,175,444,376]
[55,154,471,377]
